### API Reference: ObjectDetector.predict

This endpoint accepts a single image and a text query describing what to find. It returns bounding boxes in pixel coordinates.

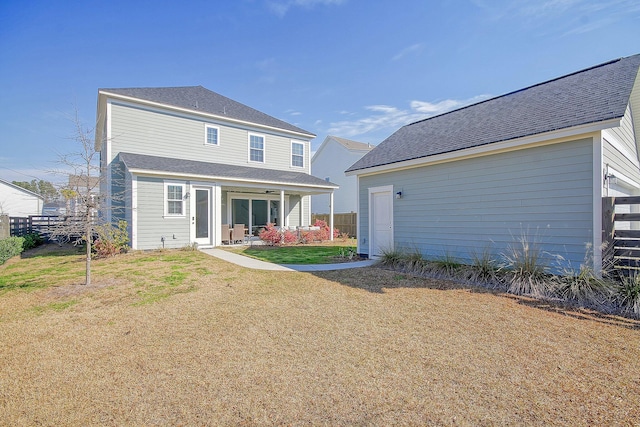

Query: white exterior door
[192,187,212,247]
[369,186,393,257]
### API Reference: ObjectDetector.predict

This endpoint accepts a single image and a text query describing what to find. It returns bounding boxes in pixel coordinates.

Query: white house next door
[369,185,393,257]
[192,187,212,247]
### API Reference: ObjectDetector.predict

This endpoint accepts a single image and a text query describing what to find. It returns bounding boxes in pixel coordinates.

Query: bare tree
[51,111,103,286]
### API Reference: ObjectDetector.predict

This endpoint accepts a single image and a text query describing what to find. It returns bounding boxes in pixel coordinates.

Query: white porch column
[329,191,334,241]
[280,190,286,227]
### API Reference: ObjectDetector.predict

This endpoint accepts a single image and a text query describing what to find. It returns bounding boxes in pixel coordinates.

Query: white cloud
[327,95,491,138]
[392,43,424,61]
[471,0,640,33]
[267,0,346,17]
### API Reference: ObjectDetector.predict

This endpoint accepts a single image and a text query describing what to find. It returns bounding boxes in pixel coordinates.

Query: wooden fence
[9,215,64,238]
[312,213,357,238]
[602,196,640,275]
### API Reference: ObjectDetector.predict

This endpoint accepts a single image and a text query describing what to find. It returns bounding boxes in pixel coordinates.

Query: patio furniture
[221,224,231,244]
[232,223,245,244]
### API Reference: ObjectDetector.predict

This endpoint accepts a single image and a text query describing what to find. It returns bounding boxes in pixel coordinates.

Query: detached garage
[346,54,640,274]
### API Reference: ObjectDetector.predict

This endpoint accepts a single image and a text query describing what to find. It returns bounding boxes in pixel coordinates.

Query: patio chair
[232,223,245,244]
[221,224,231,244]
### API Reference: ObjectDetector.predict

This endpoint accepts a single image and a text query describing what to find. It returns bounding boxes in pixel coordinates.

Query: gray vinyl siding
[358,138,594,270]
[135,176,191,250]
[603,105,640,187]
[109,102,308,172]
[288,195,301,227]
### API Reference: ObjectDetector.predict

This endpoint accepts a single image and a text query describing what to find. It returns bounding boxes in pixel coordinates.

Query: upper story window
[205,124,219,146]
[249,134,265,163]
[165,183,185,216]
[291,141,304,168]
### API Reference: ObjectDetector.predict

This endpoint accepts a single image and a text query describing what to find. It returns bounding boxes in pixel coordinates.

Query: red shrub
[258,223,297,246]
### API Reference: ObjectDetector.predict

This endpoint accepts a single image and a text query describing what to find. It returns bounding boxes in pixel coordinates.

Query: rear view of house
[96,86,337,250]
[347,54,640,273]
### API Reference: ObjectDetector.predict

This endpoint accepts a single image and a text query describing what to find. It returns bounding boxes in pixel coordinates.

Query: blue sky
[1,0,639,183]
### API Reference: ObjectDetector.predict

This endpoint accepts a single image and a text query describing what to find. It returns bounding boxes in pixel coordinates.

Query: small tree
[51,111,104,285]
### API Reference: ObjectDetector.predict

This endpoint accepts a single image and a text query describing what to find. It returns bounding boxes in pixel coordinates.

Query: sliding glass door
[230,196,281,235]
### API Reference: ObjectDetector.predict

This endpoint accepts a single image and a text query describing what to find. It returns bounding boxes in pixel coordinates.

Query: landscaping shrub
[615,273,640,318]
[22,233,44,251]
[300,219,340,243]
[501,233,552,297]
[0,236,25,264]
[377,241,640,320]
[259,223,297,246]
[93,220,129,258]
[554,263,611,306]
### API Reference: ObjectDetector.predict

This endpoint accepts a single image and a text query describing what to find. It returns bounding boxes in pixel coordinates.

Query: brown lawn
[0,247,639,426]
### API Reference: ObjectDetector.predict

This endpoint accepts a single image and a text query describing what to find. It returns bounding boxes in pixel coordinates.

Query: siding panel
[109,102,309,172]
[359,138,594,270]
[135,176,191,249]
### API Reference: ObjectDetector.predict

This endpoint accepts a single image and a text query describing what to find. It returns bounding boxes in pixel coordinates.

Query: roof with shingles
[99,86,314,137]
[346,54,640,173]
[118,152,337,188]
[331,136,373,151]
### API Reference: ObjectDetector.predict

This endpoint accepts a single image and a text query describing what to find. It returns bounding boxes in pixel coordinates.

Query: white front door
[369,186,393,257]
[192,187,212,246]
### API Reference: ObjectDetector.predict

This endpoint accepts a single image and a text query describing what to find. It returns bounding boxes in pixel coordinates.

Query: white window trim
[291,140,305,168]
[248,133,266,163]
[204,124,220,146]
[164,181,186,218]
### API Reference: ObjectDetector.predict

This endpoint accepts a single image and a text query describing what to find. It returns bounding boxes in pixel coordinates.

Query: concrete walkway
[200,248,378,271]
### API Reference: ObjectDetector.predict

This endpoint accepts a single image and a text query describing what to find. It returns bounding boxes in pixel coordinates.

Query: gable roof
[347,54,640,173]
[312,135,373,163]
[99,86,314,137]
[0,179,45,200]
[331,136,373,151]
[118,152,338,189]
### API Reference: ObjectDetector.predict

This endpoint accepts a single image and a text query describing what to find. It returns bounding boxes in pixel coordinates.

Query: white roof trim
[0,179,45,200]
[98,90,315,139]
[347,119,620,176]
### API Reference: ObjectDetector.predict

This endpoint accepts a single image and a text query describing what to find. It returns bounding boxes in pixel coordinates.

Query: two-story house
[95,86,337,250]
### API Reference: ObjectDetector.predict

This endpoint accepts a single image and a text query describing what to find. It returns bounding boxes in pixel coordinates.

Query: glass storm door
[194,188,211,246]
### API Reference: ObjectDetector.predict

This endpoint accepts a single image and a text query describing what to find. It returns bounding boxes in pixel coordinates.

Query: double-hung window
[165,183,185,216]
[291,141,304,168]
[205,125,219,146]
[249,134,265,163]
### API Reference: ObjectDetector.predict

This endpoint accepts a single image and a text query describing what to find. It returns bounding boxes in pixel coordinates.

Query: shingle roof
[331,136,373,151]
[347,54,640,173]
[118,152,337,188]
[100,86,313,136]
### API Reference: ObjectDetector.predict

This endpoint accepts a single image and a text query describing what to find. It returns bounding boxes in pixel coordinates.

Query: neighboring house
[96,86,337,250]
[346,54,640,273]
[0,179,44,217]
[311,135,372,214]
[65,175,101,216]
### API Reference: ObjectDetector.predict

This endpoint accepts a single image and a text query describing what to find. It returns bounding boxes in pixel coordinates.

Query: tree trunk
[85,210,91,286]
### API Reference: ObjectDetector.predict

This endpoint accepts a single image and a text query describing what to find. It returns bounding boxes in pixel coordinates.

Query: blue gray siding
[136,176,191,250]
[109,102,309,172]
[358,138,595,270]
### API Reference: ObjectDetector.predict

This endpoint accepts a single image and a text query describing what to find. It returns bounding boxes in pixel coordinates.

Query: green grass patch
[232,245,357,264]
[31,299,79,315]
